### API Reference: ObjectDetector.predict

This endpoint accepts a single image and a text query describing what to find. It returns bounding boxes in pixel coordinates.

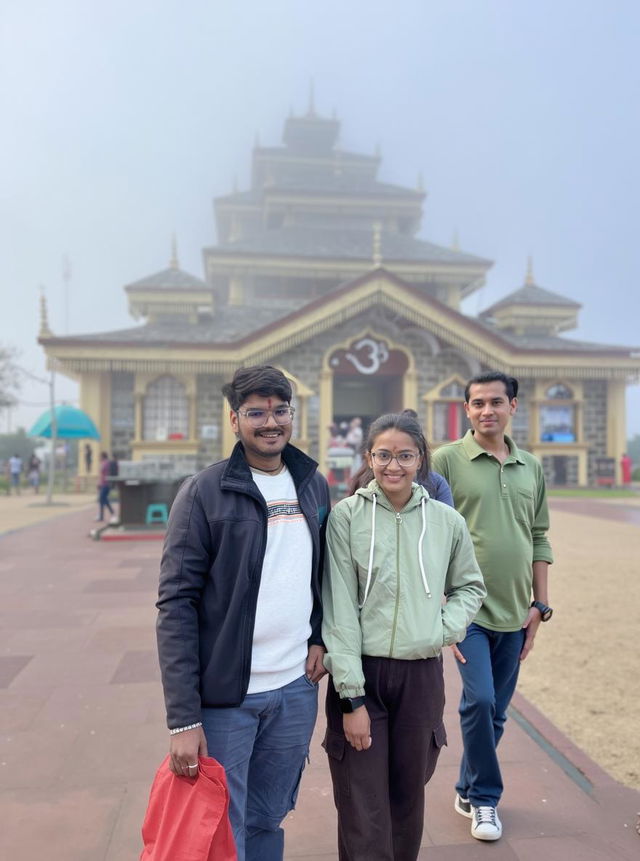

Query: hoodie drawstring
[359,493,377,609]
[418,496,432,598]
[359,491,432,609]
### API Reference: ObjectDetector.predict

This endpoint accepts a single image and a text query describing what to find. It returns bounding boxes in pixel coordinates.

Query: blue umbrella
[28,404,101,439]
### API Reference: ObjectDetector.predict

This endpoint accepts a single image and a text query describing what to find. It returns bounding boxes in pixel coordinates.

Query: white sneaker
[454,793,472,818]
[470,805,502,841]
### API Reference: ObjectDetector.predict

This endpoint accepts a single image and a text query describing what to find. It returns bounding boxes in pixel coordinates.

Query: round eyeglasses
[236,406,295,428]
[370,450,420,468]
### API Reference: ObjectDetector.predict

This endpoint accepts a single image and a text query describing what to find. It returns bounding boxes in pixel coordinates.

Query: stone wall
[583,380,608,483]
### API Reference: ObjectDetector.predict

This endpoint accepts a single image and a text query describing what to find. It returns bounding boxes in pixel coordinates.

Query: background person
[96,452,115,521]
[156,365,331,861]
[27,453,41,493]
[432,371,553,843]
[8,453,22,495]
[322,412,485,861]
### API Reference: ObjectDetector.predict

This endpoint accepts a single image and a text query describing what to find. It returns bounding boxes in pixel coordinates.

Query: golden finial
[525,255,535,285]
[39,285,52,337]
[416,172,424,192]
[451,228,460,251]
[372,221,383,268]
[169,234,179,270]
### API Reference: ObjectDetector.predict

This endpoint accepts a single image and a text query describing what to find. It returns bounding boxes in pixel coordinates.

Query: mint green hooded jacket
[322,481,486,698]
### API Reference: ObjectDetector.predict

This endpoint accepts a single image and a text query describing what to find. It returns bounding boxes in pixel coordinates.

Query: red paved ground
[0,504,638,859]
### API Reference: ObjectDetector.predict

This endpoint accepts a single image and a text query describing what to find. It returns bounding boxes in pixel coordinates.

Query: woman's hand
[343,706,372,751]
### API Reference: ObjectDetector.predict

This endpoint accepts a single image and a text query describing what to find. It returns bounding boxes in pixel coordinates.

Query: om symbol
[344,338,390,375]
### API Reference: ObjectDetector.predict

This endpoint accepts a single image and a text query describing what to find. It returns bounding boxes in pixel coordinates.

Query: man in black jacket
[157,365,331,861]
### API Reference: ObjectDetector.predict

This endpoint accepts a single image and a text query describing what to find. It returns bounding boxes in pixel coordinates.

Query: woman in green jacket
[322,412,485,861]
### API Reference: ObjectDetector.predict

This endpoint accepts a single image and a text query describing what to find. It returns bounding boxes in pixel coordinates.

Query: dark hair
[349,412,431,493]
[464,371,518,403]
[221,365,292,411]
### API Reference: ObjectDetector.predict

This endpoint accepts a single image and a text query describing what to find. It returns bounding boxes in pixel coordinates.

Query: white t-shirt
[247,465,313,694]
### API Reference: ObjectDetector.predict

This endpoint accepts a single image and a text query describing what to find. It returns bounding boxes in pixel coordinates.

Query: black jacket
[156,441,331,728]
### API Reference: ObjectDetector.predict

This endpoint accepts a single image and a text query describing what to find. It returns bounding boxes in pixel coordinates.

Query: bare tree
[0,344,21,409]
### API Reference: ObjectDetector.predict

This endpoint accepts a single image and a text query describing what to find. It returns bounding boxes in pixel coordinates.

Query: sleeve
[308,474,333,647]
[321,504,366,698]
[429,471,454,507]
[156,476,212,729]
[441,515,487,645]
[531,461,554,564]
[431,448,450,483]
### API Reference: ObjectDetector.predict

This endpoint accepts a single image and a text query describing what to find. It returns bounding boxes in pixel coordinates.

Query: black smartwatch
[339,696,365,713]
[531,600,553,622]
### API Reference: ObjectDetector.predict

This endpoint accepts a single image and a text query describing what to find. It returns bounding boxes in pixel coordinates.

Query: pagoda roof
[209,226,488,265]
[47,268,635,357]
[216,178,422,203]
[481,282,581,315]
[124,266,208,292]
[256,146,379,164]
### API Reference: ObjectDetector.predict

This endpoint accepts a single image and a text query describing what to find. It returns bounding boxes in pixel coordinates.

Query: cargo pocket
[425,721,448,784]
[322,729,350,798]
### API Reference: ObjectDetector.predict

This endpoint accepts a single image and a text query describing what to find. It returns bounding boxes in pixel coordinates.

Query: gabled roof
[42,269,640,370]
[209,226,489,265]
[481,282,581,315]
[125,266,208,292]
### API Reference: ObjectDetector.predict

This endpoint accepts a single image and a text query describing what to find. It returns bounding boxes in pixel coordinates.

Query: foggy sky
[2,0,639,436]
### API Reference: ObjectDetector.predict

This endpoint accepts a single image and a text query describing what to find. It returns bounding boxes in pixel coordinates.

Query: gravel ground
[518,506,640,790]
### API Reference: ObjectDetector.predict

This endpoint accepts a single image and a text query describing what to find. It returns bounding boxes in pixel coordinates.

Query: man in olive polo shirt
[432,371,553,843]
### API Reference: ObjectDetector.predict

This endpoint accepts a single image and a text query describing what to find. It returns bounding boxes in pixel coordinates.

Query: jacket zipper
[389,511,402,656]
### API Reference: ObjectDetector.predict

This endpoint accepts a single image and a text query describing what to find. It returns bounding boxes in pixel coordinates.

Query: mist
[2,0,639,434]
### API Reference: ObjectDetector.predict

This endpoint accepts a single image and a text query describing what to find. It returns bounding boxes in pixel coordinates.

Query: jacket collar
[356,479,428,512]
[461,429,525,464]
[220,440,318,491]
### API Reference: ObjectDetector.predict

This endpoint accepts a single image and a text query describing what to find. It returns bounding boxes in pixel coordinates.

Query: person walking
[322,411,485,860]
[27,454,41,493]
[156,365,331,861]
[8,453,22,495]
[432,371,554,842]
[96,452,115,521]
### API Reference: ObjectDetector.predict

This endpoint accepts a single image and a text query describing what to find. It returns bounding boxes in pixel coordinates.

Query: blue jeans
[202,673,318,861]
[98,485,113,519]
[455,622,525,808]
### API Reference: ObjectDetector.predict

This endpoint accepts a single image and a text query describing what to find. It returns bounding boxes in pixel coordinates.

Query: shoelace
[474,807,497,825]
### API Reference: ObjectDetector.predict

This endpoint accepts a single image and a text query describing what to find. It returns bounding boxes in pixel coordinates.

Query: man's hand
[306,644,327,683]
[343,706,372,751]
[520,607,542,661]
[450,643,466,664]
[169,726,208,778]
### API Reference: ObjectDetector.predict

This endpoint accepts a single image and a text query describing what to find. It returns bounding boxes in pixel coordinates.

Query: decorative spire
[372,221,383,268]
[232,174,238,194]
[525,255,535,285]
[39,285,52,337]
[374,141,381,159]
[331,106,337,119]
[451,228,460,251]
[416,172,424,192]
[169,233,179,270]
[307,79,316,116]
[254,130,261,149]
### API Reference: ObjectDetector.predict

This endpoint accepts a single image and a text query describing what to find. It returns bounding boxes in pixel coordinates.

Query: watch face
[542,607,553,621]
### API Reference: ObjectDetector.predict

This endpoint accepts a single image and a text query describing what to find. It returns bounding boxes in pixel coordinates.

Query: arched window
[431,378,470,442]
[546,383,573,400]
[539,381,576,443]
[143,376,188,441]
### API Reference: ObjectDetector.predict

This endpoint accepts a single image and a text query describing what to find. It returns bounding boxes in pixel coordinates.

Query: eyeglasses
[370,450,420,467]
[236,406,295,428]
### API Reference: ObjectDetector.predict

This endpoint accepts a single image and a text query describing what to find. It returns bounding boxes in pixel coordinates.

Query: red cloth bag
[140,755,237,860]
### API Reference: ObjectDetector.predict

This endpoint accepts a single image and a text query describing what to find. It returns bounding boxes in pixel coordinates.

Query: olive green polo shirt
[432,430,553,632]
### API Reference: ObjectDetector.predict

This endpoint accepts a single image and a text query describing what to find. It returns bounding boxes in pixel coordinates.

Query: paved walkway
[0,497,638,860]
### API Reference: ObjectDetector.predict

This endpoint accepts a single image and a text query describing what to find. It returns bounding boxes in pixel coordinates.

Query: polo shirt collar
[461,429,526,464]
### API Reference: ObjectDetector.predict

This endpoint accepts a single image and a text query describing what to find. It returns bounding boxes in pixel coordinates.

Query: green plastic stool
[146,503,168,525]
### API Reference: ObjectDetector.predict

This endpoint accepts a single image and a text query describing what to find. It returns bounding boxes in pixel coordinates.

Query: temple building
[39,107,640,487]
